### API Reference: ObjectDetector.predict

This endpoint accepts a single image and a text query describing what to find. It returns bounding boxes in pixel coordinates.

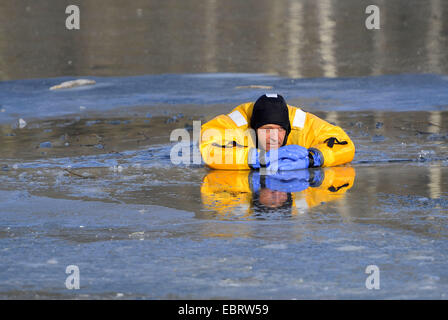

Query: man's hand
[273,157,309,171]
[250,145,324,170]
[267,144,308,161]
[308,148,323,168]
[248,148,263,169]
[267,145,309,170]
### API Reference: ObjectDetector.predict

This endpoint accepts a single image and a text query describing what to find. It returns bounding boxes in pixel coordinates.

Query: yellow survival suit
[200,102,355,170]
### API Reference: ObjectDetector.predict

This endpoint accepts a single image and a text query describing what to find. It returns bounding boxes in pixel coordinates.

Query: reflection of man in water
[200,167,355,218]
[258,188,290,208]
[252,189,293,214]
[249,170,321,214]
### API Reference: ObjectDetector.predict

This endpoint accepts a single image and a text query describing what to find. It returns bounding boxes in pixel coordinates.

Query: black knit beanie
[250,94,291,147]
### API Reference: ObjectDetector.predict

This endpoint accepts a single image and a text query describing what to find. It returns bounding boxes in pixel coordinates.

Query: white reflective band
[228,110,248,127]
[292,109,306,128]
[266,93,278,98]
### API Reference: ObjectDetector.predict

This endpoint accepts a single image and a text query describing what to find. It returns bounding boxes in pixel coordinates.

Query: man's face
[256,124,286,151]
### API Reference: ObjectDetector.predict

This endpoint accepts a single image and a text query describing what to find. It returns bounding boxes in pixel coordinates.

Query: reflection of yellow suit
[296,166,356,210]
[201,170,253,218]
[200,102,355,170]
[201,167,356,217]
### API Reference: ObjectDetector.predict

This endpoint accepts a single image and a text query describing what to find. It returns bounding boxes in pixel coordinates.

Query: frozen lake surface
[0,73,448,299]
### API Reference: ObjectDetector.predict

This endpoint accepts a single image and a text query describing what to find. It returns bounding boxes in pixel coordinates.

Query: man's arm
[199,113,255,170]
[304,113,355,167]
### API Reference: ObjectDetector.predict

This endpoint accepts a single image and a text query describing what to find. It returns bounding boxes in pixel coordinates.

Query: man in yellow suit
[199,93,355,170]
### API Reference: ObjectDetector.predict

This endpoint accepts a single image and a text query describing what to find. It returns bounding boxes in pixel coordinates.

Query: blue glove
[308,148,323,167]
[248,148,261,169]
[273,157,309,171]
[270,146,324,170]
[266,144,309,162]
[250,145,323,170]
[264,144,308,171]
[248,148,271,169]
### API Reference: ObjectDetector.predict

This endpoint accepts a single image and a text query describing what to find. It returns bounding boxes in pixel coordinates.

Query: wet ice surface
[1,167,448,299]
[1,73,448,299]
[1,73,448,124]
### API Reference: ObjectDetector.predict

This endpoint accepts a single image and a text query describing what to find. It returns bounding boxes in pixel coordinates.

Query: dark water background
[1,0,448,299]
[1,0,447,80]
